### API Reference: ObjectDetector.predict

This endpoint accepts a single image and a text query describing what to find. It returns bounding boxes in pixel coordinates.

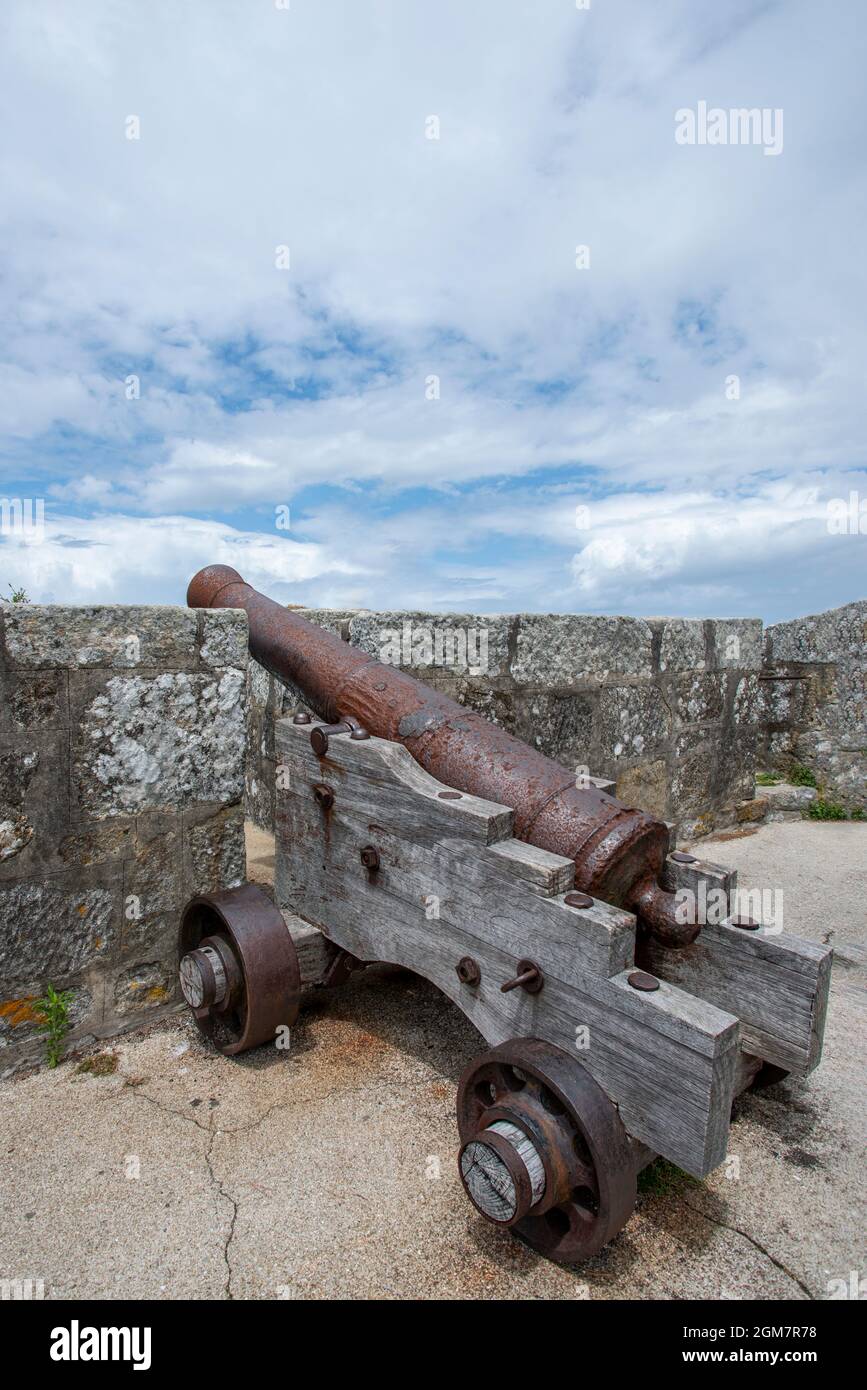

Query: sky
[1,0,865,621]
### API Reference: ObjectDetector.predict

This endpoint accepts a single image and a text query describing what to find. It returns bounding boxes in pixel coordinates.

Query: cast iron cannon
[177,566,831,1265]
[188,564,693,949]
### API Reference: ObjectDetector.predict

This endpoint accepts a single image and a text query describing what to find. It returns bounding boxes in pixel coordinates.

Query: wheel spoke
[457,1038,637,1265]
[571,1160,598,1194]
[567,1200,597,1227]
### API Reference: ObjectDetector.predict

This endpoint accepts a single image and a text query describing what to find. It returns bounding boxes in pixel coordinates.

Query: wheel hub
[179,941,231,1010]
[456,1038,637,1262]
[178,883,301,1056]
[459,1119,546,1225]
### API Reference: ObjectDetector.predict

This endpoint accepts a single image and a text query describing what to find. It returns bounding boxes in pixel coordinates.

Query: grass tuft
[637,1158,701,1198]
[789,763,817,787]
[805,799,847,821]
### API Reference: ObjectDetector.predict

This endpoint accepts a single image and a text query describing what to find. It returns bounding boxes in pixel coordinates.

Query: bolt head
[627,970,660,992]
[456,956,481,987]
[310,727,329,757]
[360,845,380,871]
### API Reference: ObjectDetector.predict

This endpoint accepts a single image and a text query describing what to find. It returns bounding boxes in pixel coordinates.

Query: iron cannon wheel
[456,1038,636,1263]
[178,882,301,1056]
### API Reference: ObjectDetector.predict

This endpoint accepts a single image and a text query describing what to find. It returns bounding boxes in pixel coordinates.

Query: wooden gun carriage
[177,568,831,1265]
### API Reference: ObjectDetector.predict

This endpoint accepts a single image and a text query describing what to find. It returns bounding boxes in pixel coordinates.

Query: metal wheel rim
[457,1038,636,1263]
[178,883,300,1056]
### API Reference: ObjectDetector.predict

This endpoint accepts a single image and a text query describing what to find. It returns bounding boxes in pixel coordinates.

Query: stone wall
[760,600,867,812]
[248,608,764,840]
[0,604,248,1074]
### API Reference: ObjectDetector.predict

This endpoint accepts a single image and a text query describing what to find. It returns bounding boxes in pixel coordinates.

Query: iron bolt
[456,956,481,987]
[360,845,381,871]
[293,710,311,725]
[313,782,334,811]
[500,959,544,995]
[627,970,660,992]
[671,851,697,864]
[564,891,594,909]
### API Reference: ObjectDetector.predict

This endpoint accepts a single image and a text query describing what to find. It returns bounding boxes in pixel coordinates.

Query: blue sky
[1,0,865,620]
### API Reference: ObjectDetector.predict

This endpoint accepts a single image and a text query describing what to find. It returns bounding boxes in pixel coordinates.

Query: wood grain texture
[648,853,832,1074]
[487,837,575,898]
[274,719,741,1177]
[281,909,337,986]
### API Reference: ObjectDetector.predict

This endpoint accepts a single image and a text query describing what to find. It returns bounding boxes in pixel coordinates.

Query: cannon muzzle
[188,564,695,948]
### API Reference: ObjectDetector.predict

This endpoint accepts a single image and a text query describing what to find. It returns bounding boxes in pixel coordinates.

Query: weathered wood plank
[487,837,575,898]
[274,719,741,1177]
[290,732,515,846]
[645,852,832,1074]
[281,910,336,986]
[281,724,631,978]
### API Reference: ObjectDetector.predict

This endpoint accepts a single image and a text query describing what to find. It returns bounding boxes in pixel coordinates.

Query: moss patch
[76,1052,119,1077]
[638,1158,701,1198]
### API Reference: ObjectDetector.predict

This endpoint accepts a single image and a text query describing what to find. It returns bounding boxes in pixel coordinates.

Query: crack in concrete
[124,1071,443,1299]
[131,1086,213,1132]
[682,1199,815,1299]
[205,1122,239,1300]
[125,1084,239,1296]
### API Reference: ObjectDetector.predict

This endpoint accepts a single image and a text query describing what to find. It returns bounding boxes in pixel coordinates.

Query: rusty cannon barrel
[188,564,695,948]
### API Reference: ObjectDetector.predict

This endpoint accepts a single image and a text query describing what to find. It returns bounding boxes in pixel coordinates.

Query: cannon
[178,566,831,1264]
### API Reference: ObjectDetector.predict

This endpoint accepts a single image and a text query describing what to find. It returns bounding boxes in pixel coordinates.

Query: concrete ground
[0,820,863,1300]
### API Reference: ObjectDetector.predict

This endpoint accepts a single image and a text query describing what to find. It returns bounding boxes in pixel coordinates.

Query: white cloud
[0,0,865,618]
[0,514,360,606]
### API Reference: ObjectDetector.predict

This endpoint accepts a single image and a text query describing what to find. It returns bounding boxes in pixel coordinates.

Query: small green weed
[32,984,74,1068]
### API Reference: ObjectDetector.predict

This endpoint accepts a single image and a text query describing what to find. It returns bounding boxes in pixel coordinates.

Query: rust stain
[332,1028,388,1064]
[145,986,168,1003]
[304,1019,391,1083]
[451,1257,503,1293]
[316,754,345,779]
